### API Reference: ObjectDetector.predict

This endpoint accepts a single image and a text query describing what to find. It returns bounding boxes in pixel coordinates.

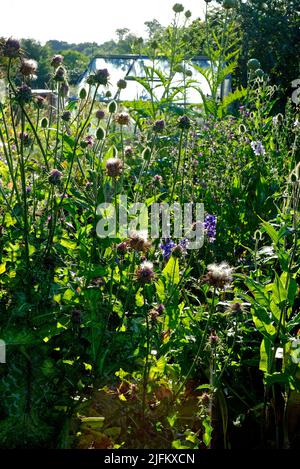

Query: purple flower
[204,214,217,243]
[160,239,176,260]
[251,140,265,156]
[153,119,165,132]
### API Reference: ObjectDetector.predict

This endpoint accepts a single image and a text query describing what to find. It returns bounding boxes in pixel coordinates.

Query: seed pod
[142,147,151,160]
[96,126,106,140]
[79,88,87,99]
[108,100,117,114]
[41,117,48,129]
[247,58,261,70]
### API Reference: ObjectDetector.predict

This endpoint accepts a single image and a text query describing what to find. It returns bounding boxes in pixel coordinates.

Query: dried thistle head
[136,261,155,285]
[128,230,151,252]
[106,157,123,178]
[203,262,233,289]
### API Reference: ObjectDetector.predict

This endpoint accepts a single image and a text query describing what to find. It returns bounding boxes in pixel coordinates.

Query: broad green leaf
[155,279,165,302]
[259,337,273,373]
[0,263,6,275]
[163,256,180,285]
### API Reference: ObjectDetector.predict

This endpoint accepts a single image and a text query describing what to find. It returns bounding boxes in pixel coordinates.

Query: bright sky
[1,0,208,44]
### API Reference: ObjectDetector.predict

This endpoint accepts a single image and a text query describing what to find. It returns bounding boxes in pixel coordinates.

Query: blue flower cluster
[160,239,176,260]
[204,214,217,243]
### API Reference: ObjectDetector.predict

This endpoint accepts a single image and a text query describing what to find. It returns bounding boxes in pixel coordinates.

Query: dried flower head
[128,230,151,252]
[95,109,105,120]
[106,157,123,178]
[124,146,133,157]
[115,112,130,126]
[178,115,191,130]
[48,169,62,185]
[35,95,45,109]
[136,261,155,285]
[61,110,71,122]
[173,3,184,13]
[153,119,165,132]
[203,262,233,289]
[117,79,127,89]
[2,38,21,58]
[51,54,64,67]
[20,59,37,77]
[15,84,32,104]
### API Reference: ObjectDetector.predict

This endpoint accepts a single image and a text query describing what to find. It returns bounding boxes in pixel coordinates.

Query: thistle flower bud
[96,126,106,140]
[19,132,31,146]
[209,329,219,345]
[35,95,45,109]
[95,109,105,120]
[108,100,117,114]
[81,136,93,149]
[173,3,184,13]
[15,84,32,104]
[115,112,130,126]
[117,79,127,90]
[87,69,109,86]
[136,261,155,285]
[54,66,66,82]
[153,174,163,184]
[172,244,184,258]
[142,147,151,160]
[247,58,261,70]
[3,38,21,58]
[178,115,191,130]
[51,54,64,67]
[61,110,71,122]
[230,302,243,313]
[79,88,87,99]
[40,117,48,129]
[153,119,165,132]
[20,59,38,77]
[106,157,123,178]
[255,68,265,78]
[174,64,184,74]
[49,169,62,185]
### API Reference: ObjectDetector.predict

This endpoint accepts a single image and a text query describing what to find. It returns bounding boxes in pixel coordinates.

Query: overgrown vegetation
[0,1,299,450]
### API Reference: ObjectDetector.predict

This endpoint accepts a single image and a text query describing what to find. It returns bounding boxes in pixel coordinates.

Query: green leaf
[60,238,77,250]
[202,416,213,447]
[63,288,75,301]
[259,337,273,373]
[163,256,180,285]
[155,279,165,302]
[135,288,144,307]
[0,263,6,275]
